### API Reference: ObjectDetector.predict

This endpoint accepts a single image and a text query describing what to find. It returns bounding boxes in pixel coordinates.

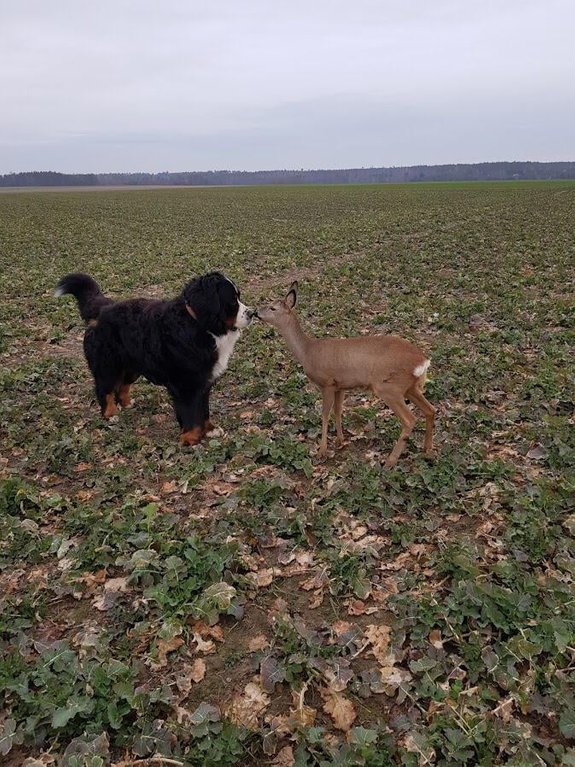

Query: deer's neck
[279,314,312,365]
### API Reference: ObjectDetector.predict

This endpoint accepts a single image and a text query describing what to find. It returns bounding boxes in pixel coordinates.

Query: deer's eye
[270,306,276,311]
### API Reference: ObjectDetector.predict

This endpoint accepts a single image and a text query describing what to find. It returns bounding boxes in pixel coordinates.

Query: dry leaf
[260,654,286,692]
[225,680,270,729]
[324,662,354,692]
[365,624,391,663]
[246,567,278,588]
[190,658,206,682]
[272,745,295,767]
[76,489,95,502]
[429,629,443,649]
[347,598,378,615]
[212,482,236,496]
[322,690,357,731]
[192,632,216,655]
[493,696,515,723]
[348,599,366,615]
[379,665,413,696]
[248,634,270,652]
[79,569,107,590]
[190,621,224,642]
[92,577,129,611]
[331,620,353,637]
[404,731,435,764]
[289,682,317,728]
[295,550,315,566]
[308,588,325,608]
[372,579,398,601]
[175,705,193,724]
[151,636,184,668]
[300,568,329,591]
[176,670,193,697]
[269,597,289,619]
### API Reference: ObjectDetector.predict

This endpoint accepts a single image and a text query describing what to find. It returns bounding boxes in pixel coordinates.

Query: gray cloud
[1,0,574,172]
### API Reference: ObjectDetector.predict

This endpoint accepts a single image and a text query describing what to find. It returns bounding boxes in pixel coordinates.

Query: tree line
[1,162,574,187]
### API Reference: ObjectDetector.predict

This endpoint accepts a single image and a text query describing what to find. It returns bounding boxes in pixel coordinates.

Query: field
[1,182,574,766]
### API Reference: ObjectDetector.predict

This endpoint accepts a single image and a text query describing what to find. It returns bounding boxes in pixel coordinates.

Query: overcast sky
[1,0,574,173]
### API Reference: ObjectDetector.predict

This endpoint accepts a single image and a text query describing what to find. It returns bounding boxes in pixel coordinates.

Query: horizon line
[2,159,575,176]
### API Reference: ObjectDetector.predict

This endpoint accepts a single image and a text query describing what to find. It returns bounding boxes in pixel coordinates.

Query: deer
[256,282,436,468]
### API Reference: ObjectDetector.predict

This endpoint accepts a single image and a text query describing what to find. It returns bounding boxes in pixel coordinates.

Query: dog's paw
[180,427,204,447]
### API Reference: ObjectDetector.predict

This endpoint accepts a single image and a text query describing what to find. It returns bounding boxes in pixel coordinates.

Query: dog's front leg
[172,392,205,446]
[201,386,222,437]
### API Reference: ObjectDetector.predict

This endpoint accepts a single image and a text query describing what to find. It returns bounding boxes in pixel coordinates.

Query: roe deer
[256,282,436,468]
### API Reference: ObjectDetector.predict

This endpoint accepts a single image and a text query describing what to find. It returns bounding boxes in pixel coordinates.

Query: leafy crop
[1,182,574,765]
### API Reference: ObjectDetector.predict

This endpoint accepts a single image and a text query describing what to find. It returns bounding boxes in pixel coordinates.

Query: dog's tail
[54,273,113,323]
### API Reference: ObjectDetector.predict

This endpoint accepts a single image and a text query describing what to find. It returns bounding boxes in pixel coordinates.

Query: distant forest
[1,162,575,187]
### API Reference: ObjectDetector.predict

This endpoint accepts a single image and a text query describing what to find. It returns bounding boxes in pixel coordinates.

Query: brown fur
[117,383,133,408]
[103,393,118,419]
[257,282,436,467]
[180,426,204,446]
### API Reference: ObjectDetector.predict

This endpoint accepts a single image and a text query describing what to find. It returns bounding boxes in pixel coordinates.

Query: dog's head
[183,272,253,335]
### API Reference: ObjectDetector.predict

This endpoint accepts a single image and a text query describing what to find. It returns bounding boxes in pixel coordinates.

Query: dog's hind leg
[116,371,138,408]
[95,373,122,418]
[84,329,120,418]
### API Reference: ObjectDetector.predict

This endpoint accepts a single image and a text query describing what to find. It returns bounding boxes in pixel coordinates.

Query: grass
[0,181,574,766]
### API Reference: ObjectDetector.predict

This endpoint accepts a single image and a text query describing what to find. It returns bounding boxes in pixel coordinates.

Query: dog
[55,271,254,445]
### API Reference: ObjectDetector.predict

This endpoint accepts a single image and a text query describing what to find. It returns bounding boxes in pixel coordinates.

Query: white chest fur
[210,330,240,381]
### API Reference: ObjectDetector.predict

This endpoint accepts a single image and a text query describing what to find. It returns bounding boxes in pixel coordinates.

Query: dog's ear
[285,281,298,310]
[183,274,224,333]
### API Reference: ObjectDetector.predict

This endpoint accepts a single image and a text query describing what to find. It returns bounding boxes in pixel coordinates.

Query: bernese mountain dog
[55,272,253,445]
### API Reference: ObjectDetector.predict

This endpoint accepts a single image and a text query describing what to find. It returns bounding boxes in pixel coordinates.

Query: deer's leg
[407,386,436,455]
[319,387,336,457]
[374,385,417,468]
[334,390,345,447]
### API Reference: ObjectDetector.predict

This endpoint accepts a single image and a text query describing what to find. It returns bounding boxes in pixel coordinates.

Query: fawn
[256,282,436,468]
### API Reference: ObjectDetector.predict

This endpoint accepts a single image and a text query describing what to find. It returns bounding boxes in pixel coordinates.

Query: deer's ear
[285,282,298,309]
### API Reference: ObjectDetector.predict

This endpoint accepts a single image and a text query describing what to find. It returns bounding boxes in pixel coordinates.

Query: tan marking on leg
[180,426,204,446]
[118,383,133,408]
[103,393,118,418]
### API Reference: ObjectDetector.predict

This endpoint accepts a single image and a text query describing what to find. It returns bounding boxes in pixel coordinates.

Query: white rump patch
[413,359,431,378]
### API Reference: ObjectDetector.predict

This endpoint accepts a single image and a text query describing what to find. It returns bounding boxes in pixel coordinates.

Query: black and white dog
[55,272,253,445]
